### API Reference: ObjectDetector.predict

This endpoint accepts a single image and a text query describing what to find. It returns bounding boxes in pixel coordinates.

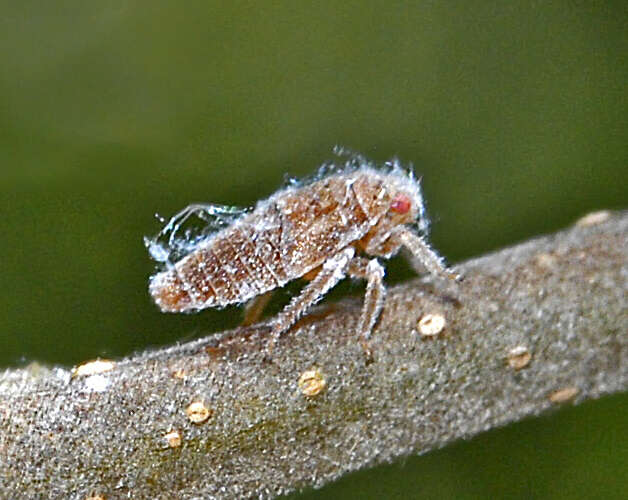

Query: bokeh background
[1,1,626,498]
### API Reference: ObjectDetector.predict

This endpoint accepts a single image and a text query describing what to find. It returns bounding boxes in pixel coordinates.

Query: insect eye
[390,193,412,214]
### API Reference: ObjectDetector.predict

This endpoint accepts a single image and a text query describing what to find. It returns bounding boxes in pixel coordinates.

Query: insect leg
[394,227,463,281]
[267,247,355,353]
[347,257,386,357]
[242,290,274,326]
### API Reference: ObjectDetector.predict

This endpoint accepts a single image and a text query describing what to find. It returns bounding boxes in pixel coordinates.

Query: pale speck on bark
[417,312,447,337]
[506,345,532,370]
[1,211,627,499]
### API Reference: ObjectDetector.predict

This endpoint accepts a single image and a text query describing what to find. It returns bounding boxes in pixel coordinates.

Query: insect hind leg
[242,290,274,326]
[267,247,355,354]
[348,257,386,357]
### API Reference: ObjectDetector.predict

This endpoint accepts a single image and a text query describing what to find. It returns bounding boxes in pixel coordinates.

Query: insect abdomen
[150,215,290,311]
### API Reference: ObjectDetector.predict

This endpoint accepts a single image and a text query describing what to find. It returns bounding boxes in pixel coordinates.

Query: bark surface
[1,211,626,499]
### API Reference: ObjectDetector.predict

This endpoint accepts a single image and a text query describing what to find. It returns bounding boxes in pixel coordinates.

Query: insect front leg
[267,247,355,354]
[393,226,463,281]
[347,256,386,357]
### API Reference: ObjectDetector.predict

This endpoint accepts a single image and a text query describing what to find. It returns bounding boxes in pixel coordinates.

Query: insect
[145,152,461,355]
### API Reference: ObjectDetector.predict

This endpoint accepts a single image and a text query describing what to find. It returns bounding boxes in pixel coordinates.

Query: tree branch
[1,211,626,499]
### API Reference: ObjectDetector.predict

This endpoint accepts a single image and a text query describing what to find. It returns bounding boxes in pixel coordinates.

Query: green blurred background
[1,1,626,498]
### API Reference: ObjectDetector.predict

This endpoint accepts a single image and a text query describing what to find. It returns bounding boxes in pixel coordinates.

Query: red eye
[390,193,412,214]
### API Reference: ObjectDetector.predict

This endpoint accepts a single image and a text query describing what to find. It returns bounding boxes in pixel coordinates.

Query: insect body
[146,154,460,354]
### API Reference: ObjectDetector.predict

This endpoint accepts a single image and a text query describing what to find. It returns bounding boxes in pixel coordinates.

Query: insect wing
[145,203,249,265]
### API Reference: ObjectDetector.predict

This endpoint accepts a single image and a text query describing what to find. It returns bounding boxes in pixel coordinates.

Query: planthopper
[145,151,461,354]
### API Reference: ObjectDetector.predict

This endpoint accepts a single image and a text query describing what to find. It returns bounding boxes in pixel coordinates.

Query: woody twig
[1,210,626,499]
